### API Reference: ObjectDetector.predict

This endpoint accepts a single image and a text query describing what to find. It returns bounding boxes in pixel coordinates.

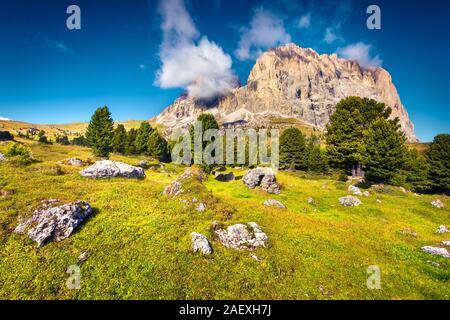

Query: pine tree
[189,114,220,173]
[427,134,450,193]
[147,130,168,160]
[135,122,153,154]
[85,106,114,158]
[392,149,430,192]
[112,124,127,154]
[125,128,138,155]
[325,96,392,177]
[304,135,328,174]
[279,127,306,170]
[361,117,407,183]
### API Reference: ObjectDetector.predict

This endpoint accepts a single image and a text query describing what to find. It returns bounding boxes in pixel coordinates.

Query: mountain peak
[155,43,417,142]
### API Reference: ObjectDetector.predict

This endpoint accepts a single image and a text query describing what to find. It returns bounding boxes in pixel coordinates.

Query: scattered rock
[427,260,440,267]
[215,172,235,182]
[191,232,212,255]
[442,241,450,246]
[376,199,382,204]
[348,185,362,195]
[250,253,262,263]
[362,191,370,197]
[80,160,145,179]
[263,199,286,209]
[196,203,207,212]
[243,167,281,194]
[15,200,93,248]
[0,153,6,162]
[78,251,89,262]
[431,200,444,209]
[436,225,450,234]
[215,222,268,250]
[339,196,362,207]
[400,228,417,237]
[137,160,150,169]
[192,197,198,203]
[61,158,83,167]
[399,187,408,193]
[307,197,315,205]
[163,181,184,197]
[0,189,14,197]
[421,246,450,258]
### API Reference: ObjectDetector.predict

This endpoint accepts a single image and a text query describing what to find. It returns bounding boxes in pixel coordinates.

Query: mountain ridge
[155,43,418,142]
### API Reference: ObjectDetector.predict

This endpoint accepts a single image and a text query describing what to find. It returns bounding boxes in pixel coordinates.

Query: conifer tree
[85,106,114,158]
[125,128,138,155]
[279,127,306,170]
[361,117,407,183]
[112,124,127,154]
[135,122,153,154]
[147,130,168,160]
[325,96,393,177]
[427,134,450,193]
[304,135,328,173]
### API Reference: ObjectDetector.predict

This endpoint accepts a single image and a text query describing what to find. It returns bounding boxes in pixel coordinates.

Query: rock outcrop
[339,196,362,207]
[215,222,268,250]
[214,172,235,182]
[263,199,286,209]
[14,200,93,248]
[155,43,417,142]
[242,167,281,194]
[431,200,444,209]
[191,232,212,255]
[80,160,145,179]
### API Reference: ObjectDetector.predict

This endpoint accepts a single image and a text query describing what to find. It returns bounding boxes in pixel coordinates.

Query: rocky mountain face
[155,43,417,142]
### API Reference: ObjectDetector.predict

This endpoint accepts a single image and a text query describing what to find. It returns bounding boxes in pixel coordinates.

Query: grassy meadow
[0,139,449,300]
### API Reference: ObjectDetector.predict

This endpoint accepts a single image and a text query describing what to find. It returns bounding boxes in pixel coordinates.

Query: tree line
[68,99,448,194]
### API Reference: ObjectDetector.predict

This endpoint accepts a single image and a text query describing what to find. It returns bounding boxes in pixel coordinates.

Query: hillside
[0,140,448,299]
[0,120,144,138]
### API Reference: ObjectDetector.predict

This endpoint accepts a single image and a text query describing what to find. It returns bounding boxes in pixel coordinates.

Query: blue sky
[0,0,449,142]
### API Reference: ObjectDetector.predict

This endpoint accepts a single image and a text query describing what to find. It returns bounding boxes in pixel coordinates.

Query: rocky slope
[155,43,417,142]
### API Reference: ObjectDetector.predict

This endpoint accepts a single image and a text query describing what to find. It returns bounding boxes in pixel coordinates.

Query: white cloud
[336,42,382,68]
[298,14,311,28]
[0,116,11,121]
[155,0,237,100]
[235,9,291,61]
[323,27,339,44]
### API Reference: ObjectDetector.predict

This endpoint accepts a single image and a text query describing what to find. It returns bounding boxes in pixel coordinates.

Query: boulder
[191,232,212,255]
[137,160,150,169]
[362,191,370,197]
[307,197,315,205]
[339,196,362,207]
[348,185,362,196]
[215,222,268,250]
[61,158,83,167]
[421,246,450,258]
[243,167,281,194]
[14,200,93,248]
[431,200,444,209]
[80,160,145,179]
[215,172,235,182]
[78,251,89,262]
[263,199,286,209]
[436,225,450,234]
[0,153,6,162]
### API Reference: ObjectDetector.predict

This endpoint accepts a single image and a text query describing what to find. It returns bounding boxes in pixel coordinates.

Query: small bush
[5,143,30,157]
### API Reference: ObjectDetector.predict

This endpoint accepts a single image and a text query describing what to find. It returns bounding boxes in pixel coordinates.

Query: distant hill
[0,120,144,137]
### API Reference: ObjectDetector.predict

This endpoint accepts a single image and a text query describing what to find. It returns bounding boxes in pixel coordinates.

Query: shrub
[5,143,30,157]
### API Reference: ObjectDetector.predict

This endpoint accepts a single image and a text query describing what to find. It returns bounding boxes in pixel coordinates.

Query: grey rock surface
[80,160,145,179]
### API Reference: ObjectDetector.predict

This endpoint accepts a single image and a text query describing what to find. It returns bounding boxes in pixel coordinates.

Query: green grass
[0,140,449,300]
